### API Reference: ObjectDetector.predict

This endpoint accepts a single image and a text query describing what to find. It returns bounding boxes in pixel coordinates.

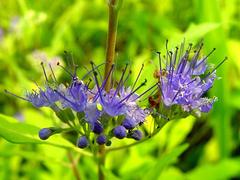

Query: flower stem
[98,1,123,180]
[104,0,123,91]
[67,151,81,180]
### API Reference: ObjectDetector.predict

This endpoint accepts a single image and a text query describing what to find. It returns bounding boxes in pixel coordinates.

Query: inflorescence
[5,41,225,150]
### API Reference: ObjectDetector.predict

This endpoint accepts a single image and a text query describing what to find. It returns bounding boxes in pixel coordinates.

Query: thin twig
[67,151,81,180]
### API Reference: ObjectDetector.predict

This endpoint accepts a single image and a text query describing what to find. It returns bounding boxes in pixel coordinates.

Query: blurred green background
[0,0,240,179]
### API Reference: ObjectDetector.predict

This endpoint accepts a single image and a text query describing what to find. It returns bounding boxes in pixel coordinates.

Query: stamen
[90,62,104,102]
[82,63,105,80]
[57,62,74,78]
[40,62,49,82]
[113,63,128,98]
[139,86,158,102]
[120,79,147,104]
[177,50,189,73]
[156,52,162,72]
[73,65,79,81]
[132,82,159,101]
[91,61,103,82]
[122,70,132,86]
[205,57,227,78]
[100,64,115,92]
[54,90,76,106]
[172,47,179,71]
[187,43,204,74]
[195,48,216,69]
[86,78,92,88]
[49,64,57,82]
[131,64,144,91]
[156,52,165,97]
[4,89,29,101]
[179,39,185,60]
[165,39,169,67]
[168,51,173,69]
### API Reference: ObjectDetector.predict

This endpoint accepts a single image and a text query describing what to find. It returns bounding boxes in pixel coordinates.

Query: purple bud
[122,118,136,129]
[96,134,107,145]
[131,130,143,141]
[39,128,53,140]
[113,125,126,139]
[92,121,103,134]
[77,136,89,149]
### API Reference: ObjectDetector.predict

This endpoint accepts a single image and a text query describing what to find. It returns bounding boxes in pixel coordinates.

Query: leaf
[0,114,92,156]
[122,144,188,180]
[186,158,240,180]
[0,114,42,144]
[142,144,189,180]
[184,22,220,41]
[101,166,121,180]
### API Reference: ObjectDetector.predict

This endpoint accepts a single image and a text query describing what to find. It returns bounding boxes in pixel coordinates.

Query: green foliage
[0,0,240,179]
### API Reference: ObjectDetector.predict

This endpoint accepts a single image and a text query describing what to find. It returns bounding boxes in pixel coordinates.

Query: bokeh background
[0,0,240,179]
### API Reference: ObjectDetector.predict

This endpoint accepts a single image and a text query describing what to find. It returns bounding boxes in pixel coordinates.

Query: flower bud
[39,128,53,140]
[131,130,143,141]
[77,136,89,149]
[92,121,103,134]
[113,125,126,139]
[96,134,107,145]
[122,118,136,129]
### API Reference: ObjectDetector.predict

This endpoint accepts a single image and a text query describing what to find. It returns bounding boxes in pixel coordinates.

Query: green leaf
[0,114,42,144]
[142,144,189,180]
[122,144,188,180]
[186,158,240,180]
[0,114,92,156]
[184,22,220,41]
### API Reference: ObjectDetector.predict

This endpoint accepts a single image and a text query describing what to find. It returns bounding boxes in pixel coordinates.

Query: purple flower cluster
[156,42,226,116]
[5,42,224,150]
[6,61,150,149]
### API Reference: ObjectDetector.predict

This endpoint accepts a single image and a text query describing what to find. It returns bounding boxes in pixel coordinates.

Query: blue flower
[57,81,87,112]
[157,42,226,115]
[91,63,149,126]
[26,86,60,108]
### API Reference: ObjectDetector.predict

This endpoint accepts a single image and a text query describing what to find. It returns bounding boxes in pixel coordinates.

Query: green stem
[104,0,122,91]
[98,145,106,180]
[67,151,81,180]
[98,1,122,180]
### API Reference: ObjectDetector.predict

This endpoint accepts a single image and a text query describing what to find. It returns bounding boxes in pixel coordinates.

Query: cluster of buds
[6,41,225,150]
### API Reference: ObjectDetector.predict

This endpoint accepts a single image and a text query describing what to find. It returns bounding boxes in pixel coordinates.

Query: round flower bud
[77,136,89,149]
[113,125,126,139]
[92,121,103,134]
[38,128,53,140]
[131,130,143,141]
[96,134,107,145]
[122,118,136,129]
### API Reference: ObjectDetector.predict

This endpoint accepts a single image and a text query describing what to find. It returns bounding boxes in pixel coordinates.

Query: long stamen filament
[4,89,29,101]
[41,62,49,82]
